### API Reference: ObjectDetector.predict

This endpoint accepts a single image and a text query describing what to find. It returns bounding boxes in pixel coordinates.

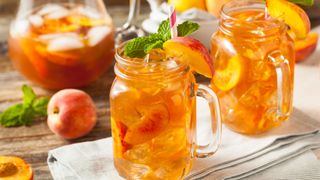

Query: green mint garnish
[124,19,200,58]
[264,0,314,6]
[0,85,50,127]
[289,0,314,6]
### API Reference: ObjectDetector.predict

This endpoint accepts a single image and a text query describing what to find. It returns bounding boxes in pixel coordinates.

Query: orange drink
[9,3,114,89]
[210,0,295,134]
[110,44,222,179]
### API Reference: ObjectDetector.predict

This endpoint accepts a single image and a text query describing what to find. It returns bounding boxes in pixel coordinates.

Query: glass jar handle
[195,84,222,158]
[268,50,293,117]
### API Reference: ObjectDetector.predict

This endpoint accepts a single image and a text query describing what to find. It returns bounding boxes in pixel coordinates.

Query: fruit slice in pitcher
[124,103,169,145]
[163,37,214,78]
[266,0,310,39]
[212,55,243,91]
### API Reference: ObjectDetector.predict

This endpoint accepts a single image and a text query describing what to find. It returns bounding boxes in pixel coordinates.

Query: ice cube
[115,158,151,179]
[37,4,68,16]
[151,128,187,158]
[77,6,101,19]
[250,60,273,81]
[46,9,70,20]
[38,32,79,42]
[28,15,43,28]
[47,36,84,52]
[87,26,111,46]
[12,20,30,36]
[124,143,152,164]
[239,83,274,107]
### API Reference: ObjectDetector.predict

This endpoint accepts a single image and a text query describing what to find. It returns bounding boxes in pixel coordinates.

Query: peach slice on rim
[266,0,311,39]
[163,37,214,78]
[295,32,318,62]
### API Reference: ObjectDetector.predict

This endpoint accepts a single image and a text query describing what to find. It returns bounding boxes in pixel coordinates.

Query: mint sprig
[0,85,50,127]
[124,19,199,58]
[289,0,314,6]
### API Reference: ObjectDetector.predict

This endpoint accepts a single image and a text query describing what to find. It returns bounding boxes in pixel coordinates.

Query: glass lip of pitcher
[219,0,287,38]
[114,42,190,81]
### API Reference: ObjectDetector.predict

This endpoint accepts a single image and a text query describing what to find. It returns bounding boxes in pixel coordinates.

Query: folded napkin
[142,2,218,49]
[48,65,320,179]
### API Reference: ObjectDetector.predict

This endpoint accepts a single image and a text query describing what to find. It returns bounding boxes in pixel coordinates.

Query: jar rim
[114,42,190,81]
[219,0,286,37]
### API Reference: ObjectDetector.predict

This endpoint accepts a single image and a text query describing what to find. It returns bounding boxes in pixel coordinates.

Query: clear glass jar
[110,45,222,179]
[210,0,295,134]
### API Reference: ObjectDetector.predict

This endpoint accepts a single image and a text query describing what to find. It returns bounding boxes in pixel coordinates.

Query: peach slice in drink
[163,37,214,78]
[266,0,310,39]
[124,103,169,145]
[212,55,243,91]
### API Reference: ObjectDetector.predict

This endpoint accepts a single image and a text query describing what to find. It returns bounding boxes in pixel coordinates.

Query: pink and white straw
[169,5,178,39]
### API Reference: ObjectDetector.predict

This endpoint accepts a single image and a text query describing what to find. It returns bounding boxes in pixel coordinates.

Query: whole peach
[47,89,97,139]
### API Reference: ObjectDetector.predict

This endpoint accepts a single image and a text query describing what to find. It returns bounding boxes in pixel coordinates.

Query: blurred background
[0,0,319,42]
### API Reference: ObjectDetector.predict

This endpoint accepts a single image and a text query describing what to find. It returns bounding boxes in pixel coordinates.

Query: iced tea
[210,1,294,134]
[110,46,221,179]
[9,3,114,89]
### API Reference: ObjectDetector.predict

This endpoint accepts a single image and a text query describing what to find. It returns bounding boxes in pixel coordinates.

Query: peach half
[163,37,214,78]
[295,32,319,62]
[0,156,33,180]
[266,0,310,39]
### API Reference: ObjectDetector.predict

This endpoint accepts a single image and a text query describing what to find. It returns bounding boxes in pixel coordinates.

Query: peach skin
[163,37,214,78]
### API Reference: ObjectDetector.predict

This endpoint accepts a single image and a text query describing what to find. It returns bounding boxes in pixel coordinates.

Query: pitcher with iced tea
[210,0,296,134]
[9,0,114,89]
[110,31,222,178]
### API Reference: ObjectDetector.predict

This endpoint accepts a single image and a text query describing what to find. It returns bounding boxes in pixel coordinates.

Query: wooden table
[1,3,320,180]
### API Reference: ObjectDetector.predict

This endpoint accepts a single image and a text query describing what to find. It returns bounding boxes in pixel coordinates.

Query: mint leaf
[158,19,171,41]
[289,0,314,6]
[124,20,200,58]
[124,36,151,58]
[144,40,164,53]
[124,34,163,58]
[19,107,35,126]
[33,97,49,116]
[22,84,36,106]
[178,21,200,37]
[0,104,25,127]
[0,85,50,127]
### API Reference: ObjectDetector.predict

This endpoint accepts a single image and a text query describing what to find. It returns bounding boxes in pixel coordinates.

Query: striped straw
[169,5,178,39]
[265,2,269,19]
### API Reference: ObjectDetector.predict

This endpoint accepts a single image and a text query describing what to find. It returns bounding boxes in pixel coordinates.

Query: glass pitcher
[110,44,222,179]
[210,0,294,134]
[8,0,115,89]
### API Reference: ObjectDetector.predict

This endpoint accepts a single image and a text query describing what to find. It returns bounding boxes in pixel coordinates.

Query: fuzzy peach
[47,89,97,139]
